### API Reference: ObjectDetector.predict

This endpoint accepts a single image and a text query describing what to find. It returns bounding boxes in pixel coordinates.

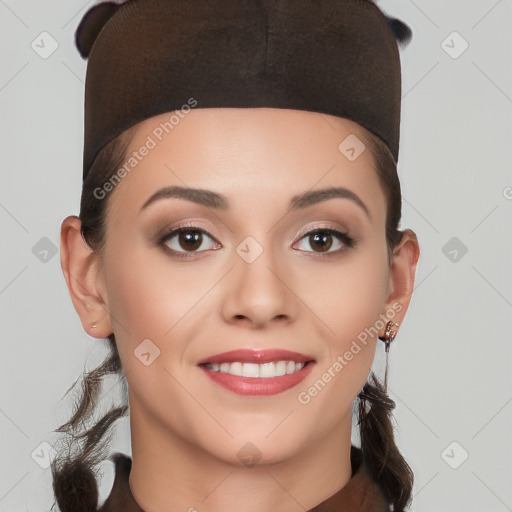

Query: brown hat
[76,0,412,180]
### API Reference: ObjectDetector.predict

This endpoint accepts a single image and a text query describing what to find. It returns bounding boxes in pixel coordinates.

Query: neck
[128,399,353,512]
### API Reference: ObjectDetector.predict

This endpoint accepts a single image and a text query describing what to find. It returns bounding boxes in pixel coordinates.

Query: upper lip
[196,349,315,365]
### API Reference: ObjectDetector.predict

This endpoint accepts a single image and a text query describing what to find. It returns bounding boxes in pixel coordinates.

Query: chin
[203,436,303,467]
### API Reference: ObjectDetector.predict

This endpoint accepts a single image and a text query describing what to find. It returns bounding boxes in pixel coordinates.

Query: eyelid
[158,221,217,240]
[158,223,219,244]
[293,222,352,242]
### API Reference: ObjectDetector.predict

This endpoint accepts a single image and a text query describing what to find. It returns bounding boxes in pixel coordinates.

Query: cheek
[298,243,389,345]
[101,245,214,422]
[103,244,211,345]
[292,245,389,431]
[100,228,209,353]
[298,240,389,383]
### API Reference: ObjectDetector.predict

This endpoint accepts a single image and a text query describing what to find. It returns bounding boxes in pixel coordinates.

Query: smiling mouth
[199,360,314,378]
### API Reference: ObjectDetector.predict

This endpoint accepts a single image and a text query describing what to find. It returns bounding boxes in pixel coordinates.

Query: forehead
[106,108,386,220]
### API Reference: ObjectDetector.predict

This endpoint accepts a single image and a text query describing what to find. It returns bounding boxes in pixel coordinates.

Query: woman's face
[86,108,408,465]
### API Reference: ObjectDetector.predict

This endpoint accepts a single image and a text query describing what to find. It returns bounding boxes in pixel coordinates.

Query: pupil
[180,230,202,251]
[311,232,332,252]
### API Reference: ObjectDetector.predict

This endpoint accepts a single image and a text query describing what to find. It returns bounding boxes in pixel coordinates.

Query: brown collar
[98,445,389,511]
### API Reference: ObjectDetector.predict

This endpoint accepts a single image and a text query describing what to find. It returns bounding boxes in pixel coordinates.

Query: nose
[220,244,298,329]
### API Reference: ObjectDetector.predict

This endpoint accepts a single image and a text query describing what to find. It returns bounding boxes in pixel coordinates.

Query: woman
[52,0,420,511]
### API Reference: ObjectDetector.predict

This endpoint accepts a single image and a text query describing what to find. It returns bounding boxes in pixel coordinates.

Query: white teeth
[230,362,243,376]
[203,360,306,378]
[259,362,275,378]
[242,363,259,378]
[275,361,287,376]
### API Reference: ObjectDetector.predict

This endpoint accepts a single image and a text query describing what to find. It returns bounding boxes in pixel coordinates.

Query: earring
[378,320,398,391]
[379,320,398,352]
[91,322,98,328]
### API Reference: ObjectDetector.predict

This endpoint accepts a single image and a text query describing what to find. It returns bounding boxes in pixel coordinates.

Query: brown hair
[50,124,413,511]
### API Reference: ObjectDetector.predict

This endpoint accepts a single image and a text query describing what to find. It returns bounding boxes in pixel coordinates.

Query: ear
[60,215,113,339]
[380,229,420,335]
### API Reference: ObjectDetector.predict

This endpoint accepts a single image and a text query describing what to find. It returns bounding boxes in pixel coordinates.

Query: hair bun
[75,1,121,58]
[383,14,413,47]
[53,458,99,512]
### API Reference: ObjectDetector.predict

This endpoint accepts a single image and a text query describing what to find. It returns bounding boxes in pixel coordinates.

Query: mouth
[200,360,313,378]
[196,349,316,396]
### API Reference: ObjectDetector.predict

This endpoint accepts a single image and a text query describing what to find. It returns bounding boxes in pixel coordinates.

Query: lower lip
[199,362,315,396]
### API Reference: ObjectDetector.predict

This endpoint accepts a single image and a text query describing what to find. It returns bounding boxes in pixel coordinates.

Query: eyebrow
[140,185,370,218]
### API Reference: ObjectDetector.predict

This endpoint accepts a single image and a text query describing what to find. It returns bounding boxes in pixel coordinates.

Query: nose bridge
[221,233,296,326]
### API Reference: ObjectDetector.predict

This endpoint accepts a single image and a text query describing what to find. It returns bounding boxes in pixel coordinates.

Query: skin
[60,108,419,512]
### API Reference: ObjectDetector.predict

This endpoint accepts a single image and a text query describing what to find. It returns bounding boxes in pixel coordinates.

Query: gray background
[1,0,511,510]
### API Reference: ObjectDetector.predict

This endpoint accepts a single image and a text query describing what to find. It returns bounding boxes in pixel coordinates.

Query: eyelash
[157,223,356,259]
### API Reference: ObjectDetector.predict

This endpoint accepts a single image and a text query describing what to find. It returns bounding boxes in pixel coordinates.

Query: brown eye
[177,230,203,251]
[161,227,218,254]
[294,228,354,255]
[308,232,333,252]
